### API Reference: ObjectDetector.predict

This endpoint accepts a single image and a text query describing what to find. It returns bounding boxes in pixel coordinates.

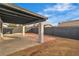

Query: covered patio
[0,3,47,55]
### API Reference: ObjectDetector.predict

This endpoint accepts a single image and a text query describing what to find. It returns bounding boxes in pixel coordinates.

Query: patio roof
[0,3,47,24]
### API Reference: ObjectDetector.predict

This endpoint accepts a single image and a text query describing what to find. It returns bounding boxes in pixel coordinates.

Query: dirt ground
[25,33,56,42]
[9,33,79,56]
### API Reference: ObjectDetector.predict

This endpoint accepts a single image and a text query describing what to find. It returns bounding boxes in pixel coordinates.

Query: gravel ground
[9,33,79,56]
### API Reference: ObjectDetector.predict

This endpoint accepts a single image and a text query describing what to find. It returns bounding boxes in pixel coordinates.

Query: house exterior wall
[59,20,79,27]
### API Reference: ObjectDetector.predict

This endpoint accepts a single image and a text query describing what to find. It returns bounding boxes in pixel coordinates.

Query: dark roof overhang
[0,3,47,24]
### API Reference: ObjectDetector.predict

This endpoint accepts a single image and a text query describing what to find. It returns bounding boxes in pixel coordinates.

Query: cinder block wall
[29,27,79,39]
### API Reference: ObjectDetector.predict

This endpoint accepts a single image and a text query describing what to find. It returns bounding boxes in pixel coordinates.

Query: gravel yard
[9,33,79,56]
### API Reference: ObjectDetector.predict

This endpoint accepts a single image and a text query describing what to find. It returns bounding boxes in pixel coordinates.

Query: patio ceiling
[0,3,47,24]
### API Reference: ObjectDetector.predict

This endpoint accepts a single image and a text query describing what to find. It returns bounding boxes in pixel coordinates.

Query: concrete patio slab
[0,33,39,56]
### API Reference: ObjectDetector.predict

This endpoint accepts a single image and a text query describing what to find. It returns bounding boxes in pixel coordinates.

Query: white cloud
[37,3,79,26]
[44,3,76,12]
[38,12,52,17]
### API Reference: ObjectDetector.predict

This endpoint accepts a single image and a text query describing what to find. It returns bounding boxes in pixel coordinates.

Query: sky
[16,3,79,26]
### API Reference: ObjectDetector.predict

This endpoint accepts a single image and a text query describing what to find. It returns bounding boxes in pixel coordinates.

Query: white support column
[0,23,3,37]
[38,22,44,43]
[0,17,3,37]
[22,25,26,36]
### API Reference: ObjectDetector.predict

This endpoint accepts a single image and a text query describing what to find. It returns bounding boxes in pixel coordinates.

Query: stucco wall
[59,20,79,27]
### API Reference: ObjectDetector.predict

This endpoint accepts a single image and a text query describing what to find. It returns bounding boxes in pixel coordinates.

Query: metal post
[22,25,26,36]
[38,22,44,43]
[1,23,3,37]
[0,17,3,37]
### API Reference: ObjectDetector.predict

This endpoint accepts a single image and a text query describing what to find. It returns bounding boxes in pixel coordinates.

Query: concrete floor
[0,33,39,56]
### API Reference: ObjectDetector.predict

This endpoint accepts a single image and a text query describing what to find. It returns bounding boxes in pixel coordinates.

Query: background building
[58,20,79,27]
